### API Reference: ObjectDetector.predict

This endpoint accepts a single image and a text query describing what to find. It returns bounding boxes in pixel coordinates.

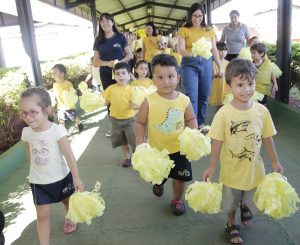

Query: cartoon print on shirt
[230,147,255,162]
[245,133,262,146]
[156,108,183,134]
[31,139,49,165]
[230,120,251,135]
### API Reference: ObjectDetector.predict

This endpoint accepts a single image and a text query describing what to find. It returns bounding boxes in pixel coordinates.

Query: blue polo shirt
[93,32,128,62]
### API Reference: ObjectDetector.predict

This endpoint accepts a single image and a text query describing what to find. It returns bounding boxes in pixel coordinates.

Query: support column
[205,0,212,25]
[276,0,292,103]
[15,0,42,86]
[90,0,97,37]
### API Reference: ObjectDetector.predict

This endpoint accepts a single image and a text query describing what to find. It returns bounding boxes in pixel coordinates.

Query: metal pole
[276,0,292,103]
[205,0,212,25]
[15,0,43,86]
[90,0,97,37]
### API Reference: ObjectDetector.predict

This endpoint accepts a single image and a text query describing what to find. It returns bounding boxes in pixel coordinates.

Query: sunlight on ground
[3,109,107,245]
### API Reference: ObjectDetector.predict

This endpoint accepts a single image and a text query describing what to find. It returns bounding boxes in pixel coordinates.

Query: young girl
[131,60,154,88]
[209,42,229,111]
[19,87,84,245]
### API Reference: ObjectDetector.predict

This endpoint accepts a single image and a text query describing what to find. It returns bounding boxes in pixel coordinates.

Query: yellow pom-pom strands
[191,37,212,59]
[223,91,264,104]
[132,85,157,106]
[254,172,300,219]
[66,181,106,225]
[238,47,252,61]
[78,81,88,91]
[185,181,223,214]
[80,90,106,113]
[178,127,211,161]
[61,88,78,109]
[131,143,175,185]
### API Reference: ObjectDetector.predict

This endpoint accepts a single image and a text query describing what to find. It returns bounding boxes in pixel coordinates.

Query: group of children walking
[18,47,283,244]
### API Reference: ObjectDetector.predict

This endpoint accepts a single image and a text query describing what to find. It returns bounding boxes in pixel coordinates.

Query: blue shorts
[57,109,77,121]
[30,172,75,205]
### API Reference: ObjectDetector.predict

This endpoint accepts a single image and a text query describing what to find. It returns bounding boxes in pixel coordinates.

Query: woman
[178,3,222,128]
[220,10,251,61]
[93,13,132,90]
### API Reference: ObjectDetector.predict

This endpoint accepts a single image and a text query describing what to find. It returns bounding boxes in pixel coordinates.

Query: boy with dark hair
[136,54,197,215]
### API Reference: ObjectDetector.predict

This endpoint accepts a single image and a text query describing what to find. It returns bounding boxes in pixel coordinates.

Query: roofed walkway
[1,101,300,245]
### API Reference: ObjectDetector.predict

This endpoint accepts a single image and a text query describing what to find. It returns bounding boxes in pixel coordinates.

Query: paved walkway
[1,105,300,245]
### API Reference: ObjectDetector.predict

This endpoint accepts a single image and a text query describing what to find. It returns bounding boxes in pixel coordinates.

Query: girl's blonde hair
[20,87,52,110]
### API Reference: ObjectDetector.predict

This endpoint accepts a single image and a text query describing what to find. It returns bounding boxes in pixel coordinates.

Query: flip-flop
[64,219,77,234]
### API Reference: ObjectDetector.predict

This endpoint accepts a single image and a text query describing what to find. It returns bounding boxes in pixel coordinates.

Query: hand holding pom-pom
[131,143,175,185]
[192,37,212,59]
[178,127,211,161]
[66,181,106,225]
[254,172,300,219]
[61,88,78,109]
[185,181,222,214]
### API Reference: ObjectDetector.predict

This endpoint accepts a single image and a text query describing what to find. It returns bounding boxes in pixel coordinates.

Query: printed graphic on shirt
[245,133,262,146]
[156,108,183,134]
[230,120,251,135]
[230,147,255,162]
[31,139,49,165]
[113,43,121,48]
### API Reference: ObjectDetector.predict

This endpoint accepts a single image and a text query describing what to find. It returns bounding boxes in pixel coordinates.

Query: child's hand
[272,162,284,174]
[272,82,278,93]
[202,167,215,182]
[73,177,85,192]
[131,102,139,110]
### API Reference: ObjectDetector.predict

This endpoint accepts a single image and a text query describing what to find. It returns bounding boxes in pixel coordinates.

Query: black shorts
[30,172,74,205]
[57,109,77,121]
[168,152,192,182]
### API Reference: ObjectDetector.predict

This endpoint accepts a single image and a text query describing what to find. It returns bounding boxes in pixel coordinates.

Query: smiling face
[100,16,114,33]
[146,25,154,36]
[136,63,149,79]
[114,68,130,86]
[191,9,204,27]
[230,14,239,25]
[152,65,178,97]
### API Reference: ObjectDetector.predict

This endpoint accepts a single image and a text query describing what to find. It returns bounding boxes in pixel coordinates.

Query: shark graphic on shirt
[230,120,251,135]
[230,147,255,162]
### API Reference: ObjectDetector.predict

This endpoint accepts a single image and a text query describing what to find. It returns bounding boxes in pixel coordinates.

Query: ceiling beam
[64,0,93,9]
[117,0,136,27]
[135,21,174,29]
[120,15,180,27]
[112,3,147,16]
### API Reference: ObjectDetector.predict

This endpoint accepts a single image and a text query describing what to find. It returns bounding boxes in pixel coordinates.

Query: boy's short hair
[216,42,227,51]
[225,59,257,85]
[151,54,178,73]
[250,43,267,57]
[52,64,66,75]
[229,10,240,17]
[113,62,130,73]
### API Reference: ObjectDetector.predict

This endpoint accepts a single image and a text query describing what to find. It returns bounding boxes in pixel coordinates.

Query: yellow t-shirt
[256,59,273,95]
[143,36,162,63]
[208,102,277,190]
[171,51,182,66]
[131,78,154,88]
[53,80,75,109]
[178,26,216,52]
[147,92,190,154]
[102,84,136,119]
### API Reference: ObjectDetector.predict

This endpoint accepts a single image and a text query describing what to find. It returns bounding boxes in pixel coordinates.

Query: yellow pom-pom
[272,62,282,78]
[185,181,223,214]
[254,172,300,219]
[223,93,234,104]
[132,85,157,106]
[223,91,264,104]
[61,88,78,109]
[178,127,211,161]
[192,37,212,59]
[131,143,175,185]
[78,82,88,91]
[238,47,252,60]
[66,181,106,225]
[80,90,106,113]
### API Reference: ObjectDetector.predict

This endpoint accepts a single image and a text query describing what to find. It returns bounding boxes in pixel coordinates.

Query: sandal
[225,223,243,244]
[240,204,253,224]
[152,184,164,197]
[64,219,77,234]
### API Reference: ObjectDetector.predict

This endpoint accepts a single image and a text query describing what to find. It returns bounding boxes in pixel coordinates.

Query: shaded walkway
[1,103,300,245]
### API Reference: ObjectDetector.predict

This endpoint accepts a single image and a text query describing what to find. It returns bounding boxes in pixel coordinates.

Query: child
[102,62,137,168]
[52,64,84,131]
[250,43,278,105]
[202,59,283,244]
[19,87,85,245]
[131,60,154,88]
[209,42,229,111]
[136,54,197,215]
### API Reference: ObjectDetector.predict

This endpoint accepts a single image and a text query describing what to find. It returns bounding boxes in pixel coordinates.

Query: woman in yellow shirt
[178,3,222,129]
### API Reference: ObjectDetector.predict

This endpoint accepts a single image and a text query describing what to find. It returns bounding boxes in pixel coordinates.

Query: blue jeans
[181,56,213,125]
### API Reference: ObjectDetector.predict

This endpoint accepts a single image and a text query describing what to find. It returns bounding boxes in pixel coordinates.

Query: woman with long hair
[178,3,223,129]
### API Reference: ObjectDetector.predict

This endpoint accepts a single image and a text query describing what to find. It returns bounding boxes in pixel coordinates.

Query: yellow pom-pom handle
[185,181,223,214]
[131,143,175,185]
[178,127,211,161]
[254,172,300,219]
[192,37,212,59]
[66,181,106,225]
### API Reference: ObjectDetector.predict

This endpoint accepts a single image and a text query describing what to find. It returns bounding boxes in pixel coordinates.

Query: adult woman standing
[220,10,251,61]
[178,3,222,128]
[93,13,132,137]
[93,13,132,90]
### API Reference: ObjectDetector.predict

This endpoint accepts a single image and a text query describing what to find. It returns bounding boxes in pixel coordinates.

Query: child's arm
[59,136,85,192]
[202,139,223,181]
[184,102,198,129]
[135,99,149,145]
[262,136,284,173]
[25,142,31,164]
[271,73,278,93]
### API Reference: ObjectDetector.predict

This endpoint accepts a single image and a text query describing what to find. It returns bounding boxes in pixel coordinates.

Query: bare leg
[36,204,51,245]
[74,117,81,125]
[59,120,66,128]
[121,145,130,160]
[61,197,70,214]
[172,179,185,200]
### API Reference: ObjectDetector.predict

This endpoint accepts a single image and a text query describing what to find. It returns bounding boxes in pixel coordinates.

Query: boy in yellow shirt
[102,62,138,167]
[136,54,197,215]
[202,59,283,244]
[52,64,84,131]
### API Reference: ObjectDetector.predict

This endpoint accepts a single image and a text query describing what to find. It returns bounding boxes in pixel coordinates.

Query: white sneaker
[105,130,112,137]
